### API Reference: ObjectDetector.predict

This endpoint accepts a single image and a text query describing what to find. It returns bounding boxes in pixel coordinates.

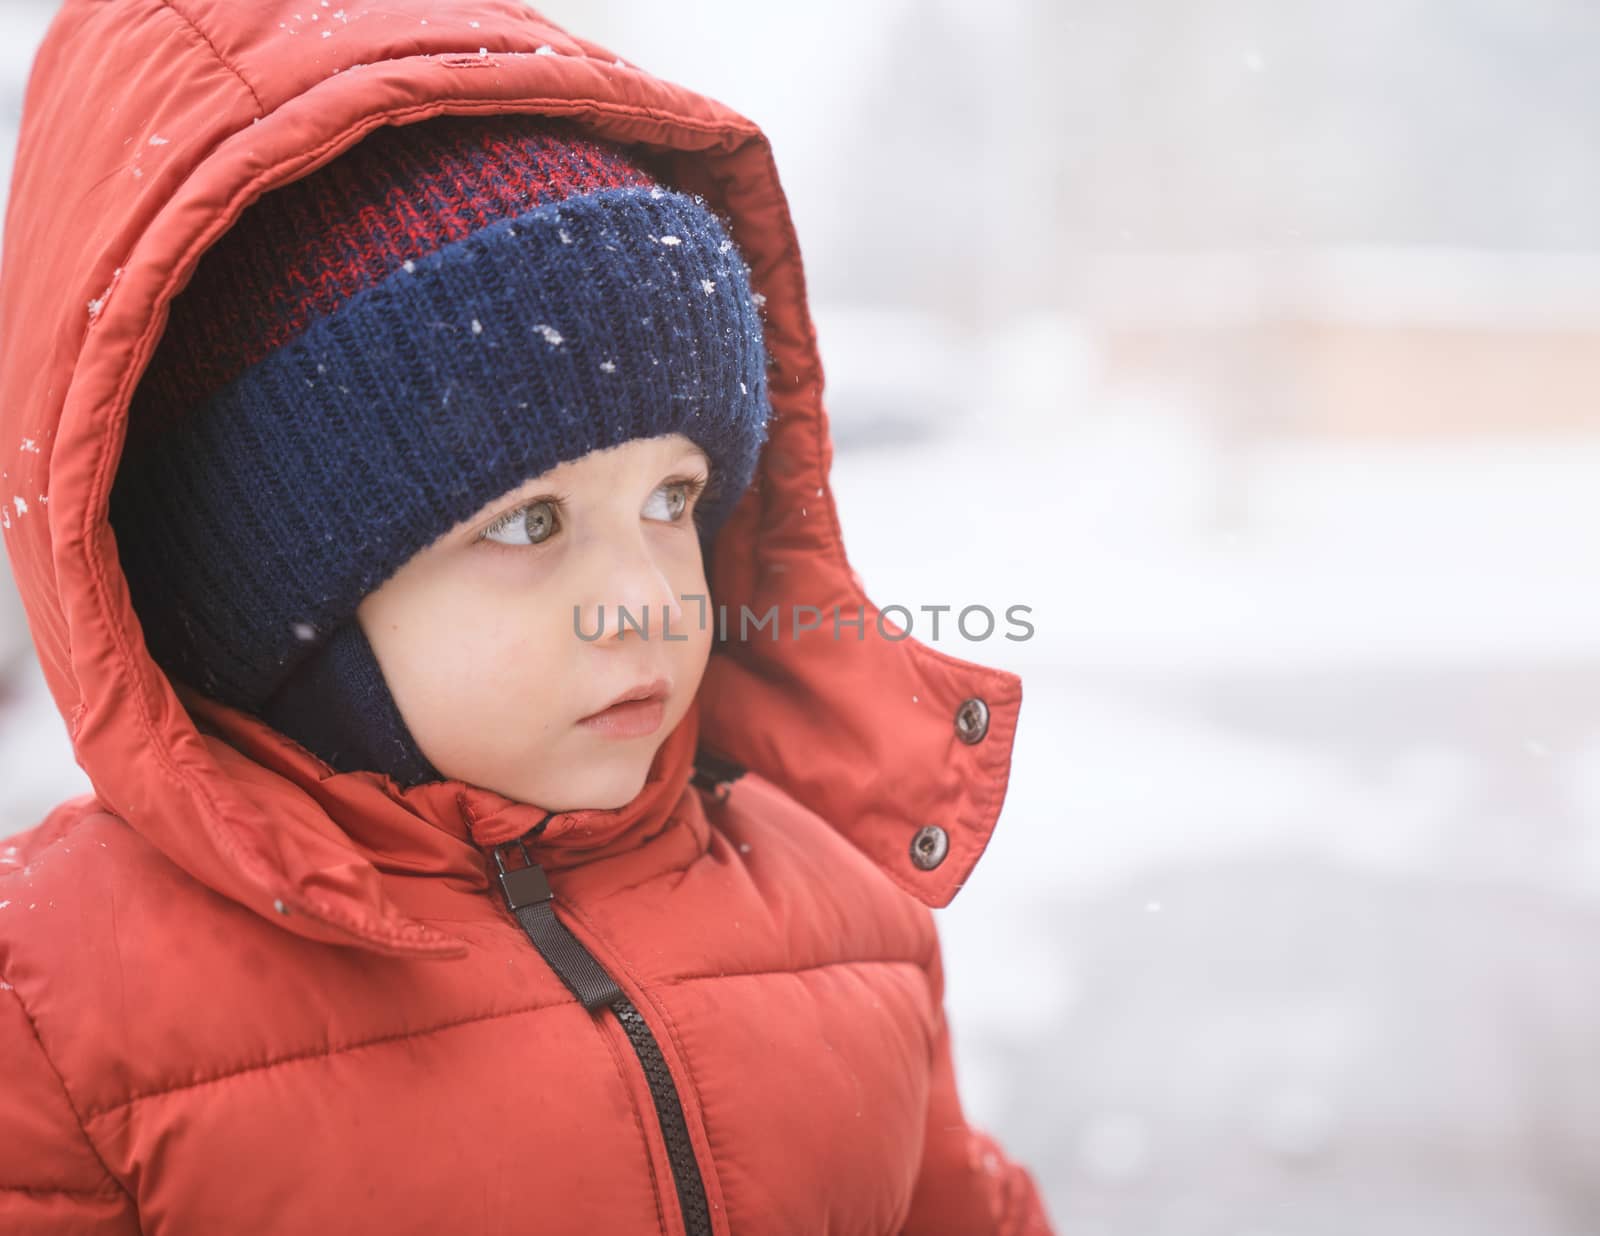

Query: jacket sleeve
[900,926,1058,1236]
[0,974,140,1234]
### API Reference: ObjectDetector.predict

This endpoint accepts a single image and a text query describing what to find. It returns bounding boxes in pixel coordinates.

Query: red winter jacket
[0,3,1053,1233]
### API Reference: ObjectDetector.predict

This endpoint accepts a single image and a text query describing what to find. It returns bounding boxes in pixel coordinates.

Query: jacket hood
[0,0,1023,958]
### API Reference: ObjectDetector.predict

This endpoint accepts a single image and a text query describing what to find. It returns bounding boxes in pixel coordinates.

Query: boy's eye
[643,477,704,523]
[482,498,560,548]
[477,475,707,549]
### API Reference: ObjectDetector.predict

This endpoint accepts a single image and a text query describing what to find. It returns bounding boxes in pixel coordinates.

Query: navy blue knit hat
[112,113,772,786]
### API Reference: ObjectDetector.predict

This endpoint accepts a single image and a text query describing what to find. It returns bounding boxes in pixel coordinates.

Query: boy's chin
[511,744,656,813]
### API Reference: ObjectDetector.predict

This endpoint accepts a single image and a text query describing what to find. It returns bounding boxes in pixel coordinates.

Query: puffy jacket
[0,2,1053,1233]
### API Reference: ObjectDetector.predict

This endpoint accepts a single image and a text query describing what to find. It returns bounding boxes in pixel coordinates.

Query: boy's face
[356,433,715,811]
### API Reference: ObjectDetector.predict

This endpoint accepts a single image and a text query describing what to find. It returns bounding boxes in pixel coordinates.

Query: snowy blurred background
[5,1,1600,1232]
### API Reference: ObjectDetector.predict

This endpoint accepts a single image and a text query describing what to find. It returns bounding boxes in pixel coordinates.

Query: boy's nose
[582,545,690,643]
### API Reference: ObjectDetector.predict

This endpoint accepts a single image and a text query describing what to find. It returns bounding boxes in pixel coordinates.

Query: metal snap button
[273,898,291,916]
[910,825,949,870]
[954,696,989,744]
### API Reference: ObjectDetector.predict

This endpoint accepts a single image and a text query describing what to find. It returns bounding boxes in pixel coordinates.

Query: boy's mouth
[576,676,672,737]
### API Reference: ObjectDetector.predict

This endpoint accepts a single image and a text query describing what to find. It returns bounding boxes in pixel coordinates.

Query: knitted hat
[111,113,772,786]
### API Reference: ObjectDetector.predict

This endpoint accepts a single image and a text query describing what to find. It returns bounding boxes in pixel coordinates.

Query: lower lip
[577,695,667,738]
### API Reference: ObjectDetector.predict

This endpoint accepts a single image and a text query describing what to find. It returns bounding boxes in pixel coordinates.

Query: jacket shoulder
[4,791,109,857]
[1,799,177,947]
[2,797,144,940]
[0,798,250,1099]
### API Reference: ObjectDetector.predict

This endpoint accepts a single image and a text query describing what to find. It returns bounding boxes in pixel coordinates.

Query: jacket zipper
[489,820,713,1236]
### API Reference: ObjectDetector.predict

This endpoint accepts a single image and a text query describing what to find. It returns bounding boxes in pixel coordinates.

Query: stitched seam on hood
[159,0,266,116]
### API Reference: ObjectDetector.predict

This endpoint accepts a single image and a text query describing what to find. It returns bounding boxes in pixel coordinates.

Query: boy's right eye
[481,498,562,548]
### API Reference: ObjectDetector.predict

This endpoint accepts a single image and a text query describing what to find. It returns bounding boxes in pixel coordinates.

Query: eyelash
[475,473,710,550]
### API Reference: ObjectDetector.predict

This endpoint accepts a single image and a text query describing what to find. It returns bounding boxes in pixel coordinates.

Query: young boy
[0,4,1051,1234]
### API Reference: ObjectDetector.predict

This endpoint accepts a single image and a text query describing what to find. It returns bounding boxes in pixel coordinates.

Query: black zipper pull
[492,833,555,912]
[492,829,623,1013]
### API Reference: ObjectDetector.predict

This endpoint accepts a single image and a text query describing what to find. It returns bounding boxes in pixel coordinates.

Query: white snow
[533,324,563,346]
[86,268,122,322]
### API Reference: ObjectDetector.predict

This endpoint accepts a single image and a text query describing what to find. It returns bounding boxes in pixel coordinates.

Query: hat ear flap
[257,620,443,787]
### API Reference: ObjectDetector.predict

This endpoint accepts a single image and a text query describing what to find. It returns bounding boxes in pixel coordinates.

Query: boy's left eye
[643,476,707,523]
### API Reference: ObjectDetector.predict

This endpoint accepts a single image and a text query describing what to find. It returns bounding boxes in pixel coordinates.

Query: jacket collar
[179,682,703,868]
[168,682,704,956]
